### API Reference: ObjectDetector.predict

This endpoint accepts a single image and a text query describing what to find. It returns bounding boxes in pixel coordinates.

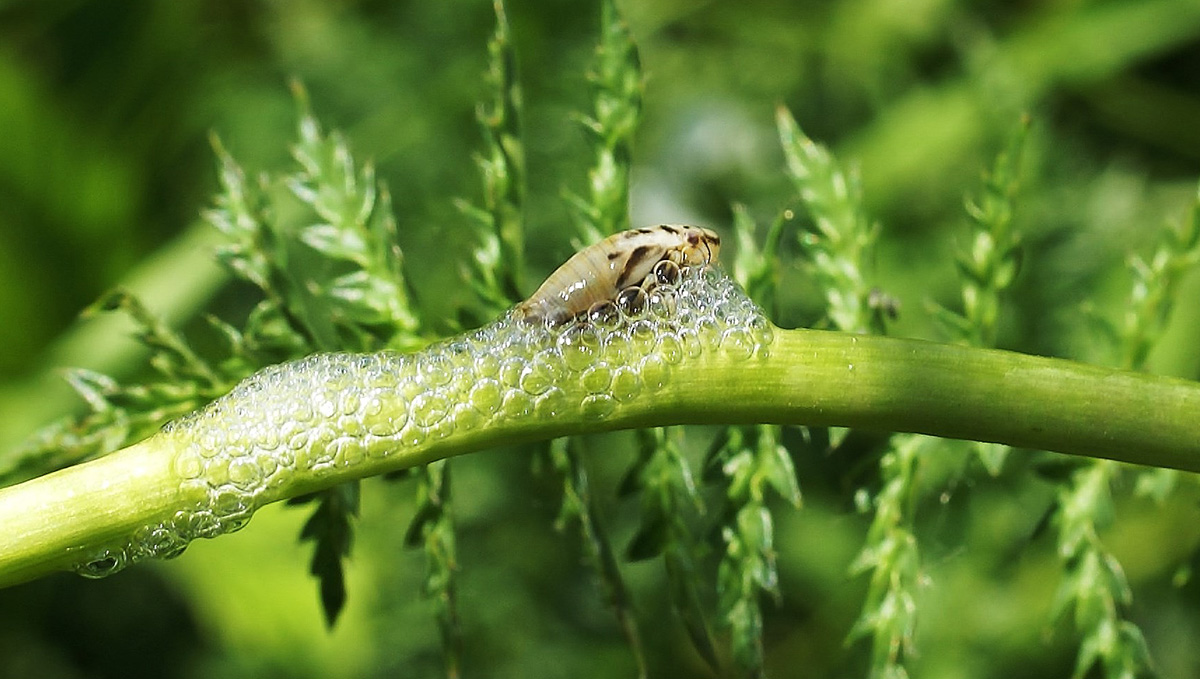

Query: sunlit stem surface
[2,326,1198,588]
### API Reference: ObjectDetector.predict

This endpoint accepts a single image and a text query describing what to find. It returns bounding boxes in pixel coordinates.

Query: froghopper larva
[513,224,721,326]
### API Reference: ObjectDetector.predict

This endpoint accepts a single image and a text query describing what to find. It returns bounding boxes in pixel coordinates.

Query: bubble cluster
[73,267,772,578]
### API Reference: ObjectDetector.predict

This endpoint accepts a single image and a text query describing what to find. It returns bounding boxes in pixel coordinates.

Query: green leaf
[292,482,361,628]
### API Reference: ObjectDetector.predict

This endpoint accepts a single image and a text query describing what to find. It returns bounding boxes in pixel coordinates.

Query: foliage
[3,1,1200,679]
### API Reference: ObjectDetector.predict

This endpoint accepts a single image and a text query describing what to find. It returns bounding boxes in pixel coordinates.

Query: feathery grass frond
[549,0,651,670]
[777,106,879,335]
[403,460,463,679]
[1051,184,1200,679]
[564,0,643,243]
[459,0,527,319]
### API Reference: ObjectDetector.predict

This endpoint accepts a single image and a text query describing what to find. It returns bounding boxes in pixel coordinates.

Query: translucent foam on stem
[73,267,773,578]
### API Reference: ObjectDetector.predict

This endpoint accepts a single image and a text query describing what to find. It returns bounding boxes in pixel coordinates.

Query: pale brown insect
[514,225,721,326]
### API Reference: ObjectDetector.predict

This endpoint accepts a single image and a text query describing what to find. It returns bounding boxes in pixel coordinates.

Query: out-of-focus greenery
[1,1,1199,678]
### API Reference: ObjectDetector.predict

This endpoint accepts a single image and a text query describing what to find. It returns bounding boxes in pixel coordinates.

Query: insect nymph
[514,224,721,326]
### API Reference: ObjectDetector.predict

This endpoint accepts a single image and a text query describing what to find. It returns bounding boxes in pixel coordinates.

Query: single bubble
[365,435,397,458]
[720,327,756,360]
[332,437,366,466]
[696,316,721,344]
[610,367,642,402]
[581,364,613,394]
[337,414,367,438]
[678,327,703,358]
[443,338,473,363]
[367,406,408,437]
[196,439,222,460]
[431,418,455,440]
[362,394,384,418]
[314,393,338,419]
[503,390,534,418]
[519,358,557,395]
[499,357,525,388]
[628,320,657,349]
[286,430,310,452]
[580,394,616,421]
[75,549,127,579]
[474,351,500,378]
[228,457,264,490]
[616,286,648,319]
[470,379,503,415]
[420,353,453,387]
[639,354,670,390]
[174,448,204,480]
[452,403,485,431]
[211,485,250,518]
[535,387,568,418]
[291,402,315,424]
[400,424,426,447]
[254,450,279,478]
[339,391,362,417]
[412,393,449,428]
[657,333,684,364]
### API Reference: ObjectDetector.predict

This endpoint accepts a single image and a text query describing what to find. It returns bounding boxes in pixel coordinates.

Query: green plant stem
[2,328,1199,588]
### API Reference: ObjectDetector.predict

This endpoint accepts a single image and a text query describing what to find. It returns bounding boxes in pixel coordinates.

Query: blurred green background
[1,0,1200,677]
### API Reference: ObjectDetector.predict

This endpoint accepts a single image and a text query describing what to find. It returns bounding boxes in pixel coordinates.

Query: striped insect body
[514,225,721,326]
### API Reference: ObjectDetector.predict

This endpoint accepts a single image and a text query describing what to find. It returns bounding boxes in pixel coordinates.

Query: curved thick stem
[1,326,1198,588]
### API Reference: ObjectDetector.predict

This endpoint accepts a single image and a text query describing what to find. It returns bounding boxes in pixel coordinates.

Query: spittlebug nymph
[514,224,721,326]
